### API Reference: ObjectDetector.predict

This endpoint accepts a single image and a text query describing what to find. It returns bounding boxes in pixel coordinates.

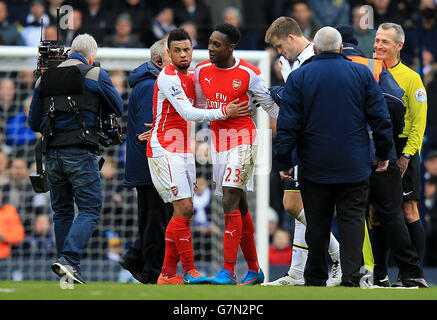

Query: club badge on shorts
[232,79,242,90]
[171,186,178,197]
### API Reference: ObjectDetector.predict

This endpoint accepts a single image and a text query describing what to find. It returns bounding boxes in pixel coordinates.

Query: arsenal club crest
[232,79,242,90]
[171,186,178,196]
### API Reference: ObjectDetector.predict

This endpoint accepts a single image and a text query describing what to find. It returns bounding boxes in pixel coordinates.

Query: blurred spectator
[0,1,25,45]
[424,151,437,265]
[0,204,25,259]
[5,96,37,147]
[114,0,152,39]
[307,0,350,27]
[208,0,243,27]
[17,70,35,102]
[421,49,436,85]
[64,9,83,46]
[181,21,199,48]
[241,0,270,49]
[173,0,212,48]
[142,6,176,47]
[223,6,257,50]
[421,7,437,61]
[0,151,9,187]
[81,0,110,45]
[21,214,55,259]
[425,60,437,151]
[21,0,50,47]
[0,78,17,123]
[265,46,283,87]
[372,0,404,27]
[193,176,213,231]
[0,129,11,155]
[291,0,320,41]
[105,230,122,262]
[269,227,292,266]
[1,158,37,232]
[351,5,376,58]
[43,24,59,41]
[104,13,143,48]
[109,70,128,101]
[267,206,279,244]
[192,175,218,263]
[46,0,65,24]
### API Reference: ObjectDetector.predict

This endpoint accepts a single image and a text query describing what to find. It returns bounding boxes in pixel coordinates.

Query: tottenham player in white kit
[263,17,342,287]
[147,28,250,285]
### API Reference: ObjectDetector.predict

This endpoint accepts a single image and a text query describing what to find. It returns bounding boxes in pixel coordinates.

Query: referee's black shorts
[395,138,421,202]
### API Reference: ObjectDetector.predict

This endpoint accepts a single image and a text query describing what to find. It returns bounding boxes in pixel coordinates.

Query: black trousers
[369,163,423,280]
[300,178,369,285]
[123,185,172,283]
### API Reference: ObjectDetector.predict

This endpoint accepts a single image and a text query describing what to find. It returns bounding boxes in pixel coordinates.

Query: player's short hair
[214,23,241,45]
[377,22,405,44]
[265,17,303,44]
[313,27,342,53]
[167,28,192,48]
[71,33,98,58]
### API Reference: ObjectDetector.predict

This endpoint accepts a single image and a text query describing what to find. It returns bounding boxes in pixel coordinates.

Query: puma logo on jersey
[225,230,237,237]
[205,77,212,85]
[179,237,191,242]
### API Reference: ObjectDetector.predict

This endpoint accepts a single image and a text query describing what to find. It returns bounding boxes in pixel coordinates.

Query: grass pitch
[0,281,436,300]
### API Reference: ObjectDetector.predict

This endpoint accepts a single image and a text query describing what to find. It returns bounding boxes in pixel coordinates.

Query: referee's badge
[415,88,427,103]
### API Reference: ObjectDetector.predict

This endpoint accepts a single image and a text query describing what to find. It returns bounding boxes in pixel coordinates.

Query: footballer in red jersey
[195,24,279,285]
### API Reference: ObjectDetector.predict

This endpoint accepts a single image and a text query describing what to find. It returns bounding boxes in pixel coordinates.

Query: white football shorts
[211,144,258,197]
[148,152,196,203]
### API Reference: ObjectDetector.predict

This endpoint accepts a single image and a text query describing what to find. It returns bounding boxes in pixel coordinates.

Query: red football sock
[161,219,179,277]
[240,211,259,272]
[223,210,243,274]
[172,216,195,274]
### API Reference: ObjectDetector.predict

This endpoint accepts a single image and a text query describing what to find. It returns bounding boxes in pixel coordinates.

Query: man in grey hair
[273,26,394,286]
[29,33,124,284]
[119,38,172,284]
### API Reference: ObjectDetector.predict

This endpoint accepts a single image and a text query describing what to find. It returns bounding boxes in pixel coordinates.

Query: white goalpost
[0,46,271,282]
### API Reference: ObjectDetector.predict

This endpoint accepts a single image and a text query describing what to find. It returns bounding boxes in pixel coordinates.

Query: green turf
[0,281,435,300]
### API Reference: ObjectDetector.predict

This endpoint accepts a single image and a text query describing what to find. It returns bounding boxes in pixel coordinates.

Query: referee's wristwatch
[402,153,412,160]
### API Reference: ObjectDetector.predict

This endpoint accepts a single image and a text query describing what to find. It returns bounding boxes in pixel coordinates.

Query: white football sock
[297,209,340,262]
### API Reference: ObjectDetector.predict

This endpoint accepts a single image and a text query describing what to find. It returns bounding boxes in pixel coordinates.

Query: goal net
[0,46,271,282]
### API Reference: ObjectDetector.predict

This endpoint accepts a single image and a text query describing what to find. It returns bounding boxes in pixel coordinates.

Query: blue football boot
[239,268,265,286]
[206,268,237,285]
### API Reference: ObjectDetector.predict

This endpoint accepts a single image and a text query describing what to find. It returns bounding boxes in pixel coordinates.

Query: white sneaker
[261,270,305,286]
[326,260,342,287]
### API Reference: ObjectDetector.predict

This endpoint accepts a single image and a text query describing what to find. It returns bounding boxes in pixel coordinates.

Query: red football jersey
[195,58,276,152]
[147,64,195,157]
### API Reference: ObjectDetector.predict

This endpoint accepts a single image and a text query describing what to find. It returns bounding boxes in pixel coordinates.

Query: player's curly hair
[167,28,192,48]
[214,23,241,46]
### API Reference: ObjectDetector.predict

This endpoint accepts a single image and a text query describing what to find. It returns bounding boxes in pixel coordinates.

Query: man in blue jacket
[119,38,173,284]
[273,27,393,286]
[336,24,428,288]
[28,34,123,284]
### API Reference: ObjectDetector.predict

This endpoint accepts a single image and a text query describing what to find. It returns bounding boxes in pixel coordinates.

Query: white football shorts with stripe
[211,144,258,197]
[148,152,196,203]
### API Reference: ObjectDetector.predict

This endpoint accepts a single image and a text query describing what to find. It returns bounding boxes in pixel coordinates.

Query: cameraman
[28,34,123,284]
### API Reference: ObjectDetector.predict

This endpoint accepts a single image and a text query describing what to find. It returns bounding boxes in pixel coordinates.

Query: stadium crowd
[1,0,437,282]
